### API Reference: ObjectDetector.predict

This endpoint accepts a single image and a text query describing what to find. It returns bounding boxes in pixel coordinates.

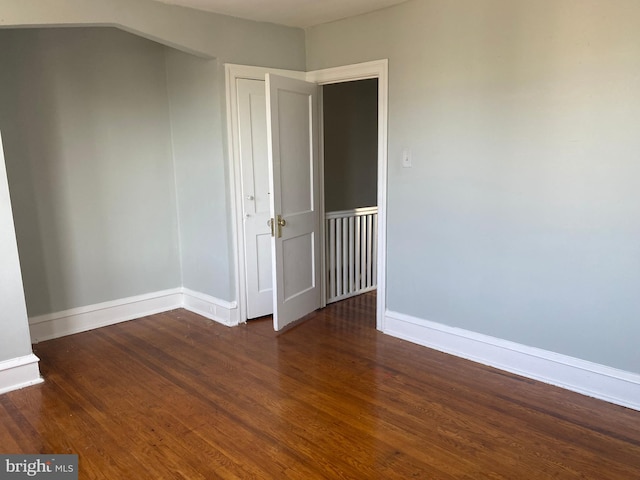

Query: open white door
[266,74,321,331]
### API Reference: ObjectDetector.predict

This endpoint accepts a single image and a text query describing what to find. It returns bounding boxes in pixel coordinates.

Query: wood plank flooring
[1,292,639,479]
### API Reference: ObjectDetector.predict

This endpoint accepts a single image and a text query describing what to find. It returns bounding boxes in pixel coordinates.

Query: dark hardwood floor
[1,292,639,479]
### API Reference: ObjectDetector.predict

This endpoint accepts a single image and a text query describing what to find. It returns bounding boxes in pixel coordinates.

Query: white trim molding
[29,289,184,343]
[385,310,640,411]
[28,289,240,343]
[182,288,239,326]
[0,354,43,395]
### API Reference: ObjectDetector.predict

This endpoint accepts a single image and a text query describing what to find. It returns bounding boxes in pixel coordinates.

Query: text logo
[0,455,77,480]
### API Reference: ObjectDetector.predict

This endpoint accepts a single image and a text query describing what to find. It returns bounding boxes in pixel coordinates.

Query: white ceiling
[152,0,408,28]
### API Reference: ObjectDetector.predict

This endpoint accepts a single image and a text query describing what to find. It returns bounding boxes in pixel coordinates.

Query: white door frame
[225,60,388,331]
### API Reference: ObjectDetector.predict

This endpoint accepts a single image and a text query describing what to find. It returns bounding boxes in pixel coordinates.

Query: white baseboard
[385,310,640,412]
[29,289,184,342]
[0,354,43,395]
[28,288,239,343]
[182,288,239,326]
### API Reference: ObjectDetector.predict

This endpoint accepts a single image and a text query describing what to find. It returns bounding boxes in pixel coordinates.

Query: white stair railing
[325,206,377,304]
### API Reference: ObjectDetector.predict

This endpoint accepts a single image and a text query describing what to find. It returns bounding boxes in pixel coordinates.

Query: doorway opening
[227,60,388,331]
[322,79,379,304]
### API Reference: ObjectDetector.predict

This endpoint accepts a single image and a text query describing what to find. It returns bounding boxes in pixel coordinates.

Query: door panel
[256,234,273,293]
[282,233,315,300]
[266,74,321,331]
[238,78,273,319]
[278,90,314,215]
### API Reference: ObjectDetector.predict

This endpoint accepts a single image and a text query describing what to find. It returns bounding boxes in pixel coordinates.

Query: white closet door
[238,78,273,319]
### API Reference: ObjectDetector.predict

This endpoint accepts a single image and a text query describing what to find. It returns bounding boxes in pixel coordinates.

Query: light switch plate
[402,148,412,168]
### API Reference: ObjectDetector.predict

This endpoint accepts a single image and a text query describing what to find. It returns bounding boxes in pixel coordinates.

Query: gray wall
[165,50,232,299]
[0,133,32,362]
[0,0,306,330]
[323,79,378,212]
[307,0,640,374]
[0,28,181,316]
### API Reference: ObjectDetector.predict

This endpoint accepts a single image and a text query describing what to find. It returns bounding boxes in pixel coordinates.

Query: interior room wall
[306,0,640,374]
[0,134,32,362]
[323,79,378,212]
[165,50,232,300]
[0,0,306,316]
[0,27,181,317]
